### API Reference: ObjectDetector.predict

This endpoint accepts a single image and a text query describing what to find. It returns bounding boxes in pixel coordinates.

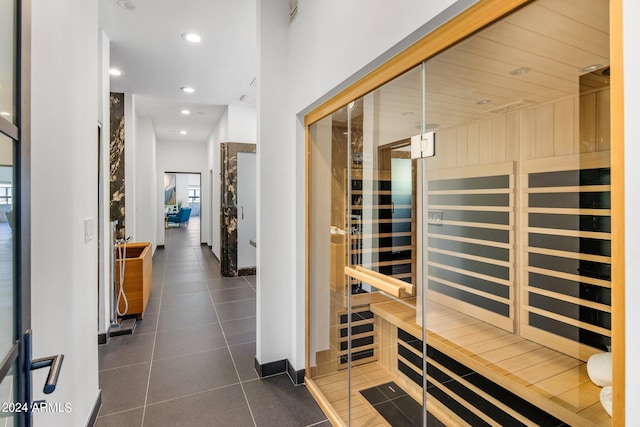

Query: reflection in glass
[307,1,613,425]
[0,0,16,122]
[0,133,15,359]
[0,363,16,427]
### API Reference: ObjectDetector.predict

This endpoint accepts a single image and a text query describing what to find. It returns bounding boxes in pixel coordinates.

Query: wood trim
[304,122,310,375]
[345,265,415,297]
[304,0,533,126]
[610,0,625,424]
[305,378,345,427]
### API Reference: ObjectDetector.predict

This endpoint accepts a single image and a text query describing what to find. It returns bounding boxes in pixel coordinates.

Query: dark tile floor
[96,218,329,427]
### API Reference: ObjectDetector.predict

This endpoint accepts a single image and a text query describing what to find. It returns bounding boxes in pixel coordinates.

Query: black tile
[134,310,158,335]
[156,304,218,332]
[98,363,150,416]
[221,316,256,346]
[162,279,208,295]
[392,395,423,427]
[360,386,388,405]
[215,298,256,322]
[378,381,407,400]
[99,333,155,370]
[146,348,239,404]
[207,277,249,291]
[210,286,256,304]
[153,322,227,360]
[95,408,143,427]
[373,401,416,427]
[143,384,254,427]
[243,374,326,427]
[229,341,259,381]
[159,291,213,312]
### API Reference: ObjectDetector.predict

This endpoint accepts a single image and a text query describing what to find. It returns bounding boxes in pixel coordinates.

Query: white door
[237,152,256,269]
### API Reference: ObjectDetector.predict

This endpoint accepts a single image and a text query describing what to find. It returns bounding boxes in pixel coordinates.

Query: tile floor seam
[98,360,153,373]
[214,297,257,306]
[95,405,145,419]
[207,278,258,427]
[154,320,221,333]
[150,344,231,363]
[141,381,245,409]
[140,250,165,427]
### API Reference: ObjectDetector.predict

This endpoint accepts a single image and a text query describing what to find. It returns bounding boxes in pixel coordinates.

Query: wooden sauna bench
[369,299,611,427]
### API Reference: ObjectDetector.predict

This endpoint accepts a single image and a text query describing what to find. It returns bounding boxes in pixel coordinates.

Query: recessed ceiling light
[509,67,531,76]
[117,0,135,10]
[401,111,414,116]
[181,86,195,93]
[579,64,604,73]
[109,68,122,76]
[0,111,10,116]
[180,130,187,135]
[476,99,492,105]
[180,109,190,115]
[182,33,202,43]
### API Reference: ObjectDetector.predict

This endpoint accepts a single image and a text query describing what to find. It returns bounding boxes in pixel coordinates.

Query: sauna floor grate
[360,381,444,427]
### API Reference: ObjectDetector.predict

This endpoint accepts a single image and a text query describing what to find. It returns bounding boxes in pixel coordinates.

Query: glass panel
[0,363,17,427]
[346,67,424,426]
[421,1,612,426]
[307,109,350,424]
[0,133,15,359]
[0,0,17,123]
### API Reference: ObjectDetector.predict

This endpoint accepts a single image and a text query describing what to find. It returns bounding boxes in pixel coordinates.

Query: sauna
[305,0,617,425]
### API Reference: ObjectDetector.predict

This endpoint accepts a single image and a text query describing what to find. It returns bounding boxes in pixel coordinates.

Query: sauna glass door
[344,66,426,426]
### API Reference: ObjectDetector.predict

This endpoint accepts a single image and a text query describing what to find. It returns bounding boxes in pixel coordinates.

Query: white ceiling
[98,0,257,142]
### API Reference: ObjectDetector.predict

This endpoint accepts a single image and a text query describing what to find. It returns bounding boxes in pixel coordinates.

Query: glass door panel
[421,1,612,426]
[0,0,17,123]
[345,66,424,426]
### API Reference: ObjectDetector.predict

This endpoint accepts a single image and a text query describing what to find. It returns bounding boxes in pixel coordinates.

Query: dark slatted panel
[426,165,513,330]
[524,166,612,356]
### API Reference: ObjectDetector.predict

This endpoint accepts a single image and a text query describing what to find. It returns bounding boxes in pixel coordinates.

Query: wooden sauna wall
[424,87,611,358]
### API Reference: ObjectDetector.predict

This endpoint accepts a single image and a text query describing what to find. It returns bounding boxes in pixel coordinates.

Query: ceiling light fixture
[181,86,195,93]
[476,99,492,105]
[109,68,123,76]
[180,130,187,135]
[117,0,135,10]
[509,67,531,76]
[579,64,604,73]
[182,33,202,43]
[180,109,190,115]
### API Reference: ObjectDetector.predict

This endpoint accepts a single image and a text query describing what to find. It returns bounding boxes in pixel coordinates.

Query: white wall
[134,114,157,247]
[207,106,256,260]
[256,0,293,367]
[623,0,640,423]
[155,139,209,247]
[175,173,190,209]
[228,104,257,142]
[124,93,136,240]
[31,0,100,425]
[97,29,111,335]
[256,0,469,372]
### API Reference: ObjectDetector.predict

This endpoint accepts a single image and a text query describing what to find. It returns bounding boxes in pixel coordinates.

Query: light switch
[85,218,95,242]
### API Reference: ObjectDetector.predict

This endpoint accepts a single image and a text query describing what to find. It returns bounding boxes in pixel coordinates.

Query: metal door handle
[241,206,244,220]
[31,354,64,394]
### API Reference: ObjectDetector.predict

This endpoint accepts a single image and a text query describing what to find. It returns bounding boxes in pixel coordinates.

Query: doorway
[163,172,202,245]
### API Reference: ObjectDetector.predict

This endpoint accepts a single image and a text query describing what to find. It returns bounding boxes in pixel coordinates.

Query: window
[0,183,11,205]
[188,186,200,204]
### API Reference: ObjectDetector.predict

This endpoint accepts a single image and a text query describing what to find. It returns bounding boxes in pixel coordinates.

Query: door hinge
[411,132,436,159]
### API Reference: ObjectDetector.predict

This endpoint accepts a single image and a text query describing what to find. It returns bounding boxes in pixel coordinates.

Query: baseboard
[85,390,101,427]
[156,244,165,249]
[287,361,306,386]
[254,358,305,386]
[238,267,256,276]
[255,358,286,378]
[97,332,108,345]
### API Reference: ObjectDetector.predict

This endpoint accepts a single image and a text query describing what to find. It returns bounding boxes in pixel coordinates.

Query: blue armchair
[167,207,191,226]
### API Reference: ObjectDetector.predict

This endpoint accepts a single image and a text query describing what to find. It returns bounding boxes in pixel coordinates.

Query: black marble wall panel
[110,92,125,239]
[220,142,256,277]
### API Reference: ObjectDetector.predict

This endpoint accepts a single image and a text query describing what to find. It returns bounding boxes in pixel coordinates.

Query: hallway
[96,218,329,426]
